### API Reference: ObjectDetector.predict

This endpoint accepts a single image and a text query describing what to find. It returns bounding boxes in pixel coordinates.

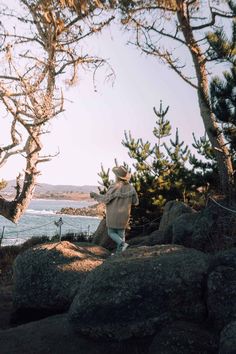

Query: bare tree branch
[0,0,115,222]
[118,0,235,194]
[131,17,187,46]
[192,6,235,31]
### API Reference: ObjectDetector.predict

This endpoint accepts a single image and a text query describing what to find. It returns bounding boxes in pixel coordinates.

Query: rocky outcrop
[69,244,211,341]
[92,218,115,250]
[149,321,218,354]
[128,230,165,247]
[219,321,236,354]
[171,206,219,251]
[140,201,220,252]
[158,200,195,241]
[4,199,236,352]
[207,248,236,331]
[13,241,109,320]
[0,314,148,354]
[58,203,105,217]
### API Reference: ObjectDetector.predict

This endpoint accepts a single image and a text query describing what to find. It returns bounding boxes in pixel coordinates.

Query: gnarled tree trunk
[176,0,234,195]
[0,129,40,223]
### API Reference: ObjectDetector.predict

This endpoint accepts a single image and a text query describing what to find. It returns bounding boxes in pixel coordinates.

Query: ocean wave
[2,238,25,247]
[26,209,56,215]
[59,212,101,219]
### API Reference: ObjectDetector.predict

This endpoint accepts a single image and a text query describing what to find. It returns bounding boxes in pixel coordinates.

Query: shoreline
[25,210,101,219]
[30,198,94,203]
[57,213,102,220]
[1,192,94,203]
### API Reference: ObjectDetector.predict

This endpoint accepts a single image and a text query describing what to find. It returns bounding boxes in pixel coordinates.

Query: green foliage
[98,102,217,231]
[191,134,217,164]
[97,164,112,194]
[189,134,219,187]
[207,4,236,157]
[207,28,236,62]
[0,180,7,191]
[210,68,236,152]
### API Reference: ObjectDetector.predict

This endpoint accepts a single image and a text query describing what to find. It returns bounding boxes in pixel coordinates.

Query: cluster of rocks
[57,203,105,218]
[0,200,236,353]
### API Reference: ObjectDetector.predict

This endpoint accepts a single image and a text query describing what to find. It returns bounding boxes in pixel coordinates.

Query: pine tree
[189,134,219,188]
[97,164,112,195]
[0,180,7,191]
[117,0,235,195]
[211,71,236,153]
[207,2,236,187]
[98,102,216,233]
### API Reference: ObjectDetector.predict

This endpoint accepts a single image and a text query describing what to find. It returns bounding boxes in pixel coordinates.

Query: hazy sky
[1,20,205,186]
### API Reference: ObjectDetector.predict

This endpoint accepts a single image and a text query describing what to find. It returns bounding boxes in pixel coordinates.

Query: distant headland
[1,180,98,201]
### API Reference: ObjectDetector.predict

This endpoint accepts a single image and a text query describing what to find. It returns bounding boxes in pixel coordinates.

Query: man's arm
[90,192,106,203]
[90,185,116,205]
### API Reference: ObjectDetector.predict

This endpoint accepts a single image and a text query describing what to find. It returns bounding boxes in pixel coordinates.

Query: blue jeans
[107,228,125,252]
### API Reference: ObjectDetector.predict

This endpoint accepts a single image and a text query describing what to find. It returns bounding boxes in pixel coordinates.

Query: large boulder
[207,248,236,331]
[148,321,218,354]
[158,201,195,243]
[0,285,12,330]
[128,230,165,247]
[69,245,211,341]
[13,241,109,319]
[172,207,218,251]
[92,218,115,250]
[0,314,150,354]
[219,321,236,354]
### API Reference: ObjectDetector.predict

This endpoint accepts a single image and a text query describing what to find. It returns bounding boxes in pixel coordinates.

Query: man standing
[90,166,139,254]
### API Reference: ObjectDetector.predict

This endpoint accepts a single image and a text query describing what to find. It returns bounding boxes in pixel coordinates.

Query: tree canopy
[0,0,114,222]
[208,4,236,159]
[115,0,235,195]
[0,0,235,223]
[98,101,220,234]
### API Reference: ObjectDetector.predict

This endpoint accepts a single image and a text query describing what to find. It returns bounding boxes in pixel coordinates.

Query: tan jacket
[93,181,139,229]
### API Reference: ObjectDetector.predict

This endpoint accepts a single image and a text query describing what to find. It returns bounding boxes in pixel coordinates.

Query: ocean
[0,199,101,247]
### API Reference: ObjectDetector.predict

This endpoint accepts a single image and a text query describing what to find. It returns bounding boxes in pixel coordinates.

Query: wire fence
[1,196,235,247]
[209,196,236,214]
[0,217,94,247]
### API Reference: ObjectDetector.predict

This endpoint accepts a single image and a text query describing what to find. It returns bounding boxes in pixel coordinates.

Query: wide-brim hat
[112,166,131,181]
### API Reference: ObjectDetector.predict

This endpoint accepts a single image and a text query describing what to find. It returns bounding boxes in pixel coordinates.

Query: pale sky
[1,18,205,186]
